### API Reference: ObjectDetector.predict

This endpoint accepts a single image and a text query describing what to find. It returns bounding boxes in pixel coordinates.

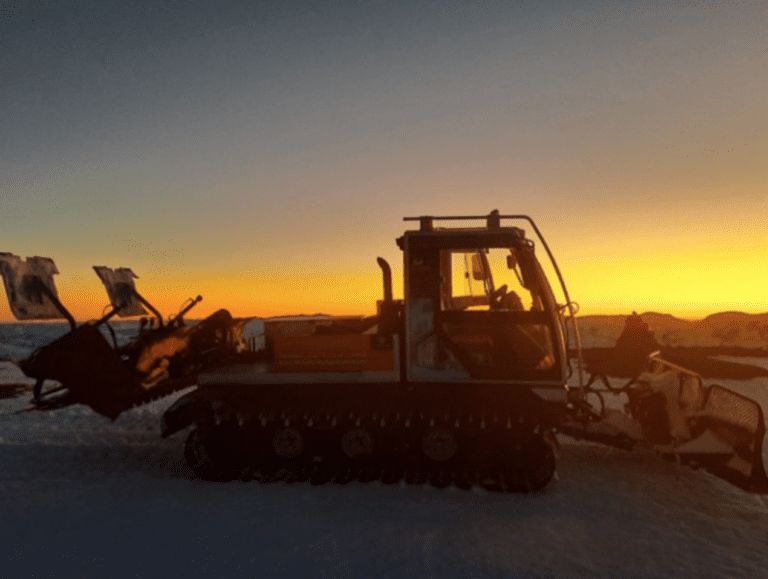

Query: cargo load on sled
[564,352,768,493]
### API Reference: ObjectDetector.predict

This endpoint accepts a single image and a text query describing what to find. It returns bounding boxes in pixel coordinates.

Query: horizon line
[2,309,768,325]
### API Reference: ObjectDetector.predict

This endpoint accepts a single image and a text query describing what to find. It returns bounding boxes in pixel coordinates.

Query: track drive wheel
[259,422,311,483]
[518,433,556,492]
[340,419,378,483]
[185,423,247,482]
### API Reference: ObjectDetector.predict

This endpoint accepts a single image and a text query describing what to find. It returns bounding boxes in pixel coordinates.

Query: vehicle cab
[398,213,571,399]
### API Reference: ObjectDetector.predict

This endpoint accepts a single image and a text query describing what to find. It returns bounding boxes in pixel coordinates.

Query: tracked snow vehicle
[161,212,581,491]
[3,212,765,494]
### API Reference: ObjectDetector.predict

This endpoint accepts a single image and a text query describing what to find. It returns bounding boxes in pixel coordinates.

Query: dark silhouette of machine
[0,255,241,418]
[2,212,765,493]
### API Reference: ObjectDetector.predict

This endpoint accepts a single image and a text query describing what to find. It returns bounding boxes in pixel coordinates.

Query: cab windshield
[441,248,541,313]
[422,247,559,379]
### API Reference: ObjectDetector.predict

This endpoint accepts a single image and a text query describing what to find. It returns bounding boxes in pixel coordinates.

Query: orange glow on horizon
[0,262,764,324]
[2,2,765,325]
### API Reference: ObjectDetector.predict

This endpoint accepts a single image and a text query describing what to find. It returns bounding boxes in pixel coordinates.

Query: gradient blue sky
[2,0,766,320]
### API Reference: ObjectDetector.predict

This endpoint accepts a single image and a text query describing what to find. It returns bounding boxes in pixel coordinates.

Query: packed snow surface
[1,324,767,578]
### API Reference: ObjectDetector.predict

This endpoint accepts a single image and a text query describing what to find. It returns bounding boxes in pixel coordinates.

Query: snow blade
[565,355,768,494]
[92,266,148,317]
[31,308,245,418]
[21,324,138,418]
[0,253,68,321]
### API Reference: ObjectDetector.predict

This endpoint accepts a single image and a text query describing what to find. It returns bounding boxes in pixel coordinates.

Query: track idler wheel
[272,426,304,460]
[512,433,556,492]
[340,419,379,483]
[185,423,248,483]
[268,424,310,483]
[341,425,375,460]
[421,426,458,462]
[419,420,459,489]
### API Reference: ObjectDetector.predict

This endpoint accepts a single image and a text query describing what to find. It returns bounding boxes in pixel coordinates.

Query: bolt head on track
[272,427,304,459]
[422,427,458,462]
[341,427,374,459]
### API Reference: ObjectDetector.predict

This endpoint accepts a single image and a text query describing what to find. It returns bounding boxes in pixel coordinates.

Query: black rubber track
[184,406,558,493]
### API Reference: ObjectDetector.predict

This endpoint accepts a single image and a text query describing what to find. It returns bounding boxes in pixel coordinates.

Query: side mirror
[506,253,518,270]
[471,253,484,281]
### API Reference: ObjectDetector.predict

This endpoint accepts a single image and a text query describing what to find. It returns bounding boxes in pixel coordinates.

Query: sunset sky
[1,0,766,322]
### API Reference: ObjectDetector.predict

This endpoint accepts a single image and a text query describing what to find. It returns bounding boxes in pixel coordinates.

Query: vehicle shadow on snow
[2,438,766,579]
[0,435,753,503]
[0,441,192,482]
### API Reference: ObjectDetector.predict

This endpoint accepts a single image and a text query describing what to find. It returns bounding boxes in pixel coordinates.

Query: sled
[564,352,768,493]
[0,254,244,418]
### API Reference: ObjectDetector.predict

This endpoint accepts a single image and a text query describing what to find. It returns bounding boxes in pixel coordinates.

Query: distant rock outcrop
[581,312,662,379]
[578,311,768,380]
[576,311,768,349]
[606,312,661,376]
[614,311,661,362]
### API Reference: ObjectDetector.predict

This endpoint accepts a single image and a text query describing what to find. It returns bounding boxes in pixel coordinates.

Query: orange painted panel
[272,333,393,373]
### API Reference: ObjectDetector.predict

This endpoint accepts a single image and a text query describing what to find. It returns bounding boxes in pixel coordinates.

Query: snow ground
[1,327,767,578]
[714,356,768,372]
